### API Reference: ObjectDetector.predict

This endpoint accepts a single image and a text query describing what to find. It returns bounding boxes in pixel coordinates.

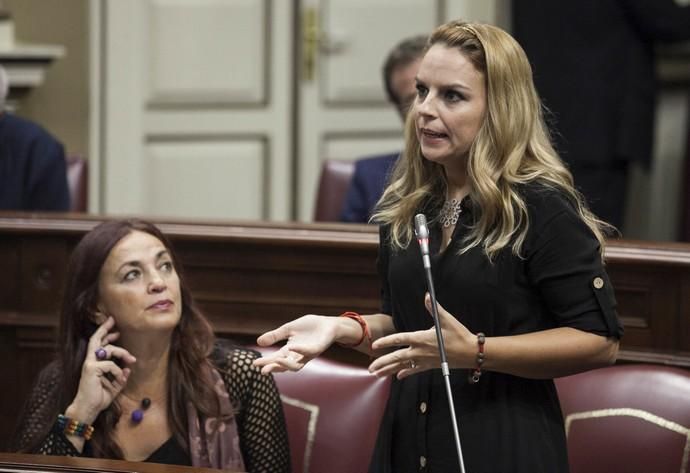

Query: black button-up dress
[370,183,623,473]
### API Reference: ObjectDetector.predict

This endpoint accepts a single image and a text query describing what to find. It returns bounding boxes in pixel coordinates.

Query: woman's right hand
[253,314,339,374]
[65,316,137,425]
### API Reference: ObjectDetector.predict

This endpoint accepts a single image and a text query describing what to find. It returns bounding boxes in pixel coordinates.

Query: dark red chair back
[255,347,390,473]
[555,364,690,473]
[66,155,88,212]
[313,159,355,222]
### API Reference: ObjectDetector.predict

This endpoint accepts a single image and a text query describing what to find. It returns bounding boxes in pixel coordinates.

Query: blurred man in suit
[340,35,427,223]
[513,0,690,229]
[0,64,70,211]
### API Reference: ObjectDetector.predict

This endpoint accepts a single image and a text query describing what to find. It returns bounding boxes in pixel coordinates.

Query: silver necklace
[439,198,463,227]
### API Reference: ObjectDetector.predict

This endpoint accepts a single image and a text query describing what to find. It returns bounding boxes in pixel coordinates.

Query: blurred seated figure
[340,35,427,223]
[0,65,70,211]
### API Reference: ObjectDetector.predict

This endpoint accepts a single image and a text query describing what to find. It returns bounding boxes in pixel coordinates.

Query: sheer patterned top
[11,343,290,473]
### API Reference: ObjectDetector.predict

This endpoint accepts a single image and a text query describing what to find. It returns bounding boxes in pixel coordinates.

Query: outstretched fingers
[368,347,418,379]
[253,346,307,374]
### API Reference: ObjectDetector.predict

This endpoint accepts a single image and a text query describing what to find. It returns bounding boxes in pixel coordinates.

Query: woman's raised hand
[253,314,340,374]
[65,316,137,424]
[368,294,475,379]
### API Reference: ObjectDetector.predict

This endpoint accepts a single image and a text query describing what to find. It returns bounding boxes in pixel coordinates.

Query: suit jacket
[340,152,398,223]
[512,0,690,168]
[0,113,70,211]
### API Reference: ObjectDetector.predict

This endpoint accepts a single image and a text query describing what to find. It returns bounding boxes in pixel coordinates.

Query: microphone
[414,213,467,473]
[414,214,431,269]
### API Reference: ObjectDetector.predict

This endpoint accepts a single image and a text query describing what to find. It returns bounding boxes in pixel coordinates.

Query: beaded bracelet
[468,332,486,384]
[338,311,372,351]
[54,414,95,441]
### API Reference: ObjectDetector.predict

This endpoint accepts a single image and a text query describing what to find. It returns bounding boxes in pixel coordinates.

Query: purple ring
[95,347,107,360]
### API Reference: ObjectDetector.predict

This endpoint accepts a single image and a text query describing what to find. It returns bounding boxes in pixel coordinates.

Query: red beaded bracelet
[468,332,486,384]
[338,311,372,350]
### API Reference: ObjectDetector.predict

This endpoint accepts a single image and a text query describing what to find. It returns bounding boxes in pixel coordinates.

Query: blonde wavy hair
[372,20,612,260]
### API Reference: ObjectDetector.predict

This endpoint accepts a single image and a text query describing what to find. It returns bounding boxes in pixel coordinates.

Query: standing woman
[254,20,622,472]
[13,219,290,472]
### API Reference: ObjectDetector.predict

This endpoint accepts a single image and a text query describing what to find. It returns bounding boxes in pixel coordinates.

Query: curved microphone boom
[414,214,466,473]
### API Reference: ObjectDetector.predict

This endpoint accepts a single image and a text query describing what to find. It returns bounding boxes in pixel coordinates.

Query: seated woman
[12,219,290,472]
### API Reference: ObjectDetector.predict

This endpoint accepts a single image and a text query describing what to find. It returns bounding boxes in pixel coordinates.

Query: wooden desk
[0,452,234,472]
[1,212,689,449]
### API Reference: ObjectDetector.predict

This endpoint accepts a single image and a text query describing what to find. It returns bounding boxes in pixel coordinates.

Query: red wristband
[468,332,486,384]
[338,311,372,350]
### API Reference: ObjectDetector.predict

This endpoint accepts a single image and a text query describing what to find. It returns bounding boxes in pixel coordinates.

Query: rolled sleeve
[527,208,623,339]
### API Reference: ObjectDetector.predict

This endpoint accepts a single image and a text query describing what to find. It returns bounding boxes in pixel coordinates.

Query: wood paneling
[0,452,227,472]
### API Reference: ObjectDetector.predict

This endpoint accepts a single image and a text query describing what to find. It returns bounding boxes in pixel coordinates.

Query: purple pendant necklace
[121,389,161,424]
[131,397,152,424]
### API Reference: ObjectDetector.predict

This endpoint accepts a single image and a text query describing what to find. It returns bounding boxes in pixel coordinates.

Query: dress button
[419,402,427,414]
[593,277,604,289]
[420,456,427,468]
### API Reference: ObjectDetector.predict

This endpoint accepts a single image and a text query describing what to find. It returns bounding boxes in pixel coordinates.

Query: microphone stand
[415,214,466,473]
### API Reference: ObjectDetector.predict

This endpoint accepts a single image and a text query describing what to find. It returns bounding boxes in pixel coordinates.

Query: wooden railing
[0,452,228,472]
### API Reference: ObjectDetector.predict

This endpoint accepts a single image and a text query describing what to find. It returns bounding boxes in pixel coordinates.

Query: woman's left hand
[368,294,476,379]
